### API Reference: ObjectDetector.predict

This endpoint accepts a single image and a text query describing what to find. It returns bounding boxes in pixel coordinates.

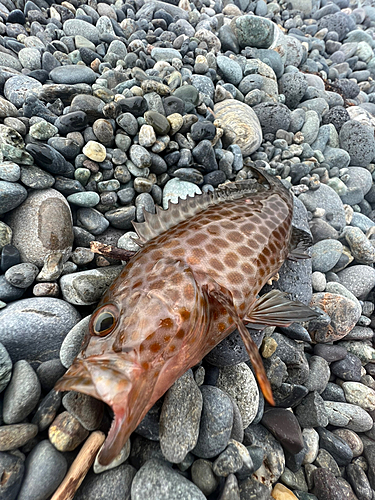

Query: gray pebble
[60,266,123,306]
[3,360,41,424]
[0,342,12,393]
[5,263,39,289]
[159,369,203,464]
[131,459,205,500]
[324,401,373,432]
[193,385,233,459]
[17,440,67,500]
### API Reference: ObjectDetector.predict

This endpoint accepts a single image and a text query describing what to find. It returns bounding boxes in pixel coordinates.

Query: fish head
[55,258,206,464]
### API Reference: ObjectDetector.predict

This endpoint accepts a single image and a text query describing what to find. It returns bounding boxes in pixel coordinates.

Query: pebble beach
[1,0,375,498]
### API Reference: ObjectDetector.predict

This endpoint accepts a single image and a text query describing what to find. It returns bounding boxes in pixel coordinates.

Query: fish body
[56,167,317,465]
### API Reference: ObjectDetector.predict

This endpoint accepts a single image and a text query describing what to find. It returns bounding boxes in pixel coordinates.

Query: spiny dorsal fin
[287,226,313,261]
[132,177,269,244]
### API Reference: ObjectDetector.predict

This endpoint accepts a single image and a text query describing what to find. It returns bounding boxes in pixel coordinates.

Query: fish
[55,166,319,465]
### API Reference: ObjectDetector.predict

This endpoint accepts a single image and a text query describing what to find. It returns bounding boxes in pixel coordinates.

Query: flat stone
[63,19,100,44]
[0,181,27,215]
[214,100,262,157]
[0,423,38,451]
[261,408,304,455]
[4,75,42,108]
[324,401,373,432]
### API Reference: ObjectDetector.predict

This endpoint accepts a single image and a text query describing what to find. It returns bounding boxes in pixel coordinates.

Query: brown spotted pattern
[55,170,294,465]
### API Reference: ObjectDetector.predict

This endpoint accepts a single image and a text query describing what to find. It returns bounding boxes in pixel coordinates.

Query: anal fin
[244,290,320,327]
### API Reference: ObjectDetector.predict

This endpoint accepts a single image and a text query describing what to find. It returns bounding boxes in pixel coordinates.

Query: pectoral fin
[288,226,313,261]
[244,290,320,327]
[194,272,275,406]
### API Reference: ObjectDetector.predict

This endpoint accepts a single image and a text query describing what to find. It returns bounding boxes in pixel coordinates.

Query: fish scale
[55,167,319,465]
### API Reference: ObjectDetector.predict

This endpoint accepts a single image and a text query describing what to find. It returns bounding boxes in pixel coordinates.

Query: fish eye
[92,307,118,337]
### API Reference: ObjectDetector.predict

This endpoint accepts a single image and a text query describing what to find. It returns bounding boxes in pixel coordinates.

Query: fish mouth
[55,358,141,466]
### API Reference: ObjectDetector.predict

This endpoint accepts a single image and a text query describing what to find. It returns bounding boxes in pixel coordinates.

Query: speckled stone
[159,369,203,464]
[216,362,259,428]
[214,100,262,157]
[324,401,373,432]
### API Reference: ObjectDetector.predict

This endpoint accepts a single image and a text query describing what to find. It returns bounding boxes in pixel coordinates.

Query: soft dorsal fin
[132,176,270,244]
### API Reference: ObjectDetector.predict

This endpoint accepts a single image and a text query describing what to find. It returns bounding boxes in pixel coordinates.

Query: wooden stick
[90,241,136,262]
[50,431,105,500]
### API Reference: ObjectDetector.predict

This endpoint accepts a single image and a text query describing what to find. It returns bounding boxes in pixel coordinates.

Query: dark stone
[203,170,226,188]
[1,244,21,273]
[192,385,233,459]
[272,383,308,408]
[238,478,271,499]
[135,400,162,441]
[316,427,353,466]
[119,97,148,117]
[75,464,136,500]
[320,382,346,403]
[0,452,24,500]
[25,143,74,178]
[54,111,88,134]
[295,392,329,428]
[253,102,291,135]
[261,408,304,454]
[330,353,362,381]
[346,463,373,500]
[190,121,216,141]
[322,105,350,132]
[313,344,347,363]
[192,140,218,173]
[163,96,184,116]
[7,9,26,24]
[312,468,346,499]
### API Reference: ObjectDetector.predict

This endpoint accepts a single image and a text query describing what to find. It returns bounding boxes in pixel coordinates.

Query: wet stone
[16,440,67,500]
[3,360,41,424]
[262,407,304,456]
[0,452,24,500]
[0,424,38,452]
[48,411,89,452]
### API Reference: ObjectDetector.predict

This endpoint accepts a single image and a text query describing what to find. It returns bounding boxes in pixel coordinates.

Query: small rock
[0,424,38,451]
[324,401,373,432]
[48,411,89,452]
